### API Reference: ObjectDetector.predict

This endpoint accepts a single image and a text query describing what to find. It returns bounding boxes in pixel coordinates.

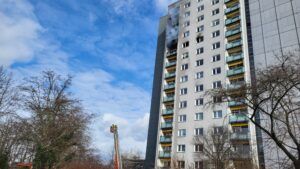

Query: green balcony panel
[159,151,171,158]
[226,53,243,63]
[227,67,244,76]
[225,27,241,37]
[166,50,177,57]
[164,83,175,90]
[231,133,250,140]
[229,115,248,123]
[165,72,176,79]
[225,39,242,50]
[163,96,174,102]
[227,81,245,89]
[225,16,240,26]
[228,100,245,107]
[161,122,173,129]
[160,136,172,143]
[165,61,176,67]
[224,3,240,14]
[162,109,174,115]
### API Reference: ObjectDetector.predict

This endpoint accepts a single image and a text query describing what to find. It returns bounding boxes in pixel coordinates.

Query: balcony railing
[162,109,174,115]
[226,53,243,63]
[164,83,175,90]
[166,50,177,57]
[160,136,172,143]
[161,122,173,129]
[228,100,245,107]
[227,67,244,77]
[224,3,240,14]
[163,96,174,102]
[229,115,248,123]
[165,72,176,79]
[225,16,240,26]
[226,39,242,50]
[159,151,171,158]
[231,132,250,141]
[165,61,176,68]
[225,27,241,37]
[227,81,245,89]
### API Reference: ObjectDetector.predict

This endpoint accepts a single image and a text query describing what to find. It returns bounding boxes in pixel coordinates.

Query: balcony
[225,16,240,26]
[163,83,175,90]
[163,96,174,102]
[162,109,174,115]
[226,53,243,63]
[160,136,172,143]
[165,61,176,68]
[227,81,245,89]
[224,3,240,15]
[166,50,177,57]
[226,39,242,50]
[231,132,250,141]
[230,151,251,159]
[159,151,171,158]
[164,72,176,79]
[225,27,241,37]
[227,67,244,77]
[161,122,173,129]
[224,0,238,3]
[228,100,245,107]
[229,115,248,123]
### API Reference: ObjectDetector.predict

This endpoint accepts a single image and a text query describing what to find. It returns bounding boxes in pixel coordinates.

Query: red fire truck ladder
[110,124,123,169]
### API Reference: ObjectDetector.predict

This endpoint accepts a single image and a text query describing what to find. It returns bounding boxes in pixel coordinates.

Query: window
[212,42,221,49]
[212,30,220,37]
[212,67,221,75]
[183,31,190,38]
[184,11,190,18]
[212,0,219,5]
[184,2,190,8]
[178,129,186,136]
[212,54,221,62]
[212,19,220,26]
[194,144,204,152]
[213,126,223,134]
[177,161,185,168]
[196,36,204,43]
[194,128,203,136]
[195,71,204,79]
[182,52,189,59]
[196,47,204,54]
[180,88,188,95]
[195,112,204,120]
[213,96,222,103]
[213,110,222,118]
[183,21,190,27]
[195,161,204,169]
[197,5,204,12]
[212,8,220,15]
[213,81,222,88]
[182,41,189,48]
[179,101,187,108]
[197,15,204,22]
[181,64,188,70]
[195,98,204,106]
[180,75,188,82]
[197,25,204,32]
[177,145,186,152]
[195,84,204,92]
[196,59,204,66]
[178,115,187,122]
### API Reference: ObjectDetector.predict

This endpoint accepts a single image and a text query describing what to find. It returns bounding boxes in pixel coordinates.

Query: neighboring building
[145,0,300,169]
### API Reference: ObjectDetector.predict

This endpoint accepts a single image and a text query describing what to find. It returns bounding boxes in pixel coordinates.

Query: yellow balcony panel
[165,77,176,83]
[161,129,173,132]
[225,0,239,6]
[230,106,247,111]
[227,33,242,42]
[163,115,173,120]
[160,143,172,147]
[228,74,244,81]
[228,60,243,67]
[231,123,249,127]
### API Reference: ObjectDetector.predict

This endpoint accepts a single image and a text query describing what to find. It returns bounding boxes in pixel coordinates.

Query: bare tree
[20,71,90,169]
[208,52,300,169]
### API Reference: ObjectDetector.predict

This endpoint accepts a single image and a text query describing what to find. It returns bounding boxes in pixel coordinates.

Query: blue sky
[0,0,176,158]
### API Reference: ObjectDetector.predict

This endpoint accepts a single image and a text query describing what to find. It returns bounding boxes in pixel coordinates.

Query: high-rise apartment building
[145,0,300,168]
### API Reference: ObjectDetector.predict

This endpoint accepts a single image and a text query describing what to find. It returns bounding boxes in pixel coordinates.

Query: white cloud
[0,0,43,66]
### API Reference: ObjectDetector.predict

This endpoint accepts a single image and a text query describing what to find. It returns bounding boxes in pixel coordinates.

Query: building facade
[145,0,300,169]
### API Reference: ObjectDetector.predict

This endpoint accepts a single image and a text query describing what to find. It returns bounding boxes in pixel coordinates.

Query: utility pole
[110,124,122,169]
